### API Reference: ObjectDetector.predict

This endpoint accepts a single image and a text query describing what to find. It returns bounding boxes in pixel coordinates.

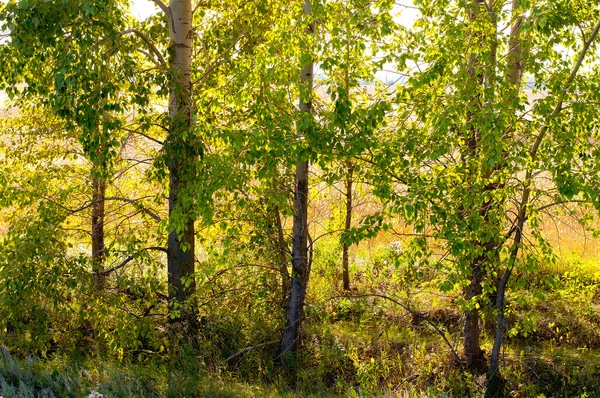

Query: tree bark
[342,162,353,291]
[463,260,483,369]
[506,0,523,88]
[166,0,197,325]
[91,171,106,288]
[280,161,309,355]
[280,0,314,358]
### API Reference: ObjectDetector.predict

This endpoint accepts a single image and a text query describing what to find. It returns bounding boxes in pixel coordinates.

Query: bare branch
[225,341,279,362]
[137,49,162,68]
[151,123,171,134]
[328,293,462,365]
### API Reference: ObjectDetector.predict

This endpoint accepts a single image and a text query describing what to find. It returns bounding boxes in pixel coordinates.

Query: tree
[0,106,166,356]
[315,0,396,292]
[0,0,232,325]
[0,0,145,288]
[280,0,316,358]
[156,0,199,325]
[488,8,600,393]
[367,1,600,379]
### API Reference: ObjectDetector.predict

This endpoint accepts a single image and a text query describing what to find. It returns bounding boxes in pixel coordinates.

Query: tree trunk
[280,0,314,358]
[463,261,483,369]
[461,0,487,370]
[506,0,523,88]
[91,171,106,288]
[166,0,197,325]
[487,13,600,394]
[342,162,353,291]
[280,161,309,355]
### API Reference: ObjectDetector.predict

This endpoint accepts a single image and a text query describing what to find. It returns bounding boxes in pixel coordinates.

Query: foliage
[2,0,600,396]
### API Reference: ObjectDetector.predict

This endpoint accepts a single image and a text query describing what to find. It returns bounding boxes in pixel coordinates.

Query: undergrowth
[1,247,600,397]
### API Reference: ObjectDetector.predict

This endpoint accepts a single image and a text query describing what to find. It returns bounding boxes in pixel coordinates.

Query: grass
[0,348,295,398]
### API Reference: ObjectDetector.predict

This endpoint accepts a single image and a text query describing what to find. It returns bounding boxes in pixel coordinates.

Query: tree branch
[225,340,279,362]
[71,196,162,222]
[328,293,462,365]
[122,127,164,146]
[120,28,167,69]
[137,49,162,68]
[94,246,169,276]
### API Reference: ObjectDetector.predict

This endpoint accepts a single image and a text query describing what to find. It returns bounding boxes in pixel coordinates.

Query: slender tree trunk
[463,261,483,368]
[91,171,106,288]
[280,0,314,358]
[506,0,523,88]
[280,161,309,355]
[166,0,197,325]
[487,16,600,394]
[342,162,353,291]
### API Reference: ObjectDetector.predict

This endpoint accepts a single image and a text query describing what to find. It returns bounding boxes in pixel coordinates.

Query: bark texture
[91,172,106,288]
[463,261,483,369]
[280,161,309,355]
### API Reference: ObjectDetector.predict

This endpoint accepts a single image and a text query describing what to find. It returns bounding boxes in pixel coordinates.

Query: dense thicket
[1,0,600,396]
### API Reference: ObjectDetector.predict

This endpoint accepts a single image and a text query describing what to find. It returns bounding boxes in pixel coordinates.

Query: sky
[131,0,157,20]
